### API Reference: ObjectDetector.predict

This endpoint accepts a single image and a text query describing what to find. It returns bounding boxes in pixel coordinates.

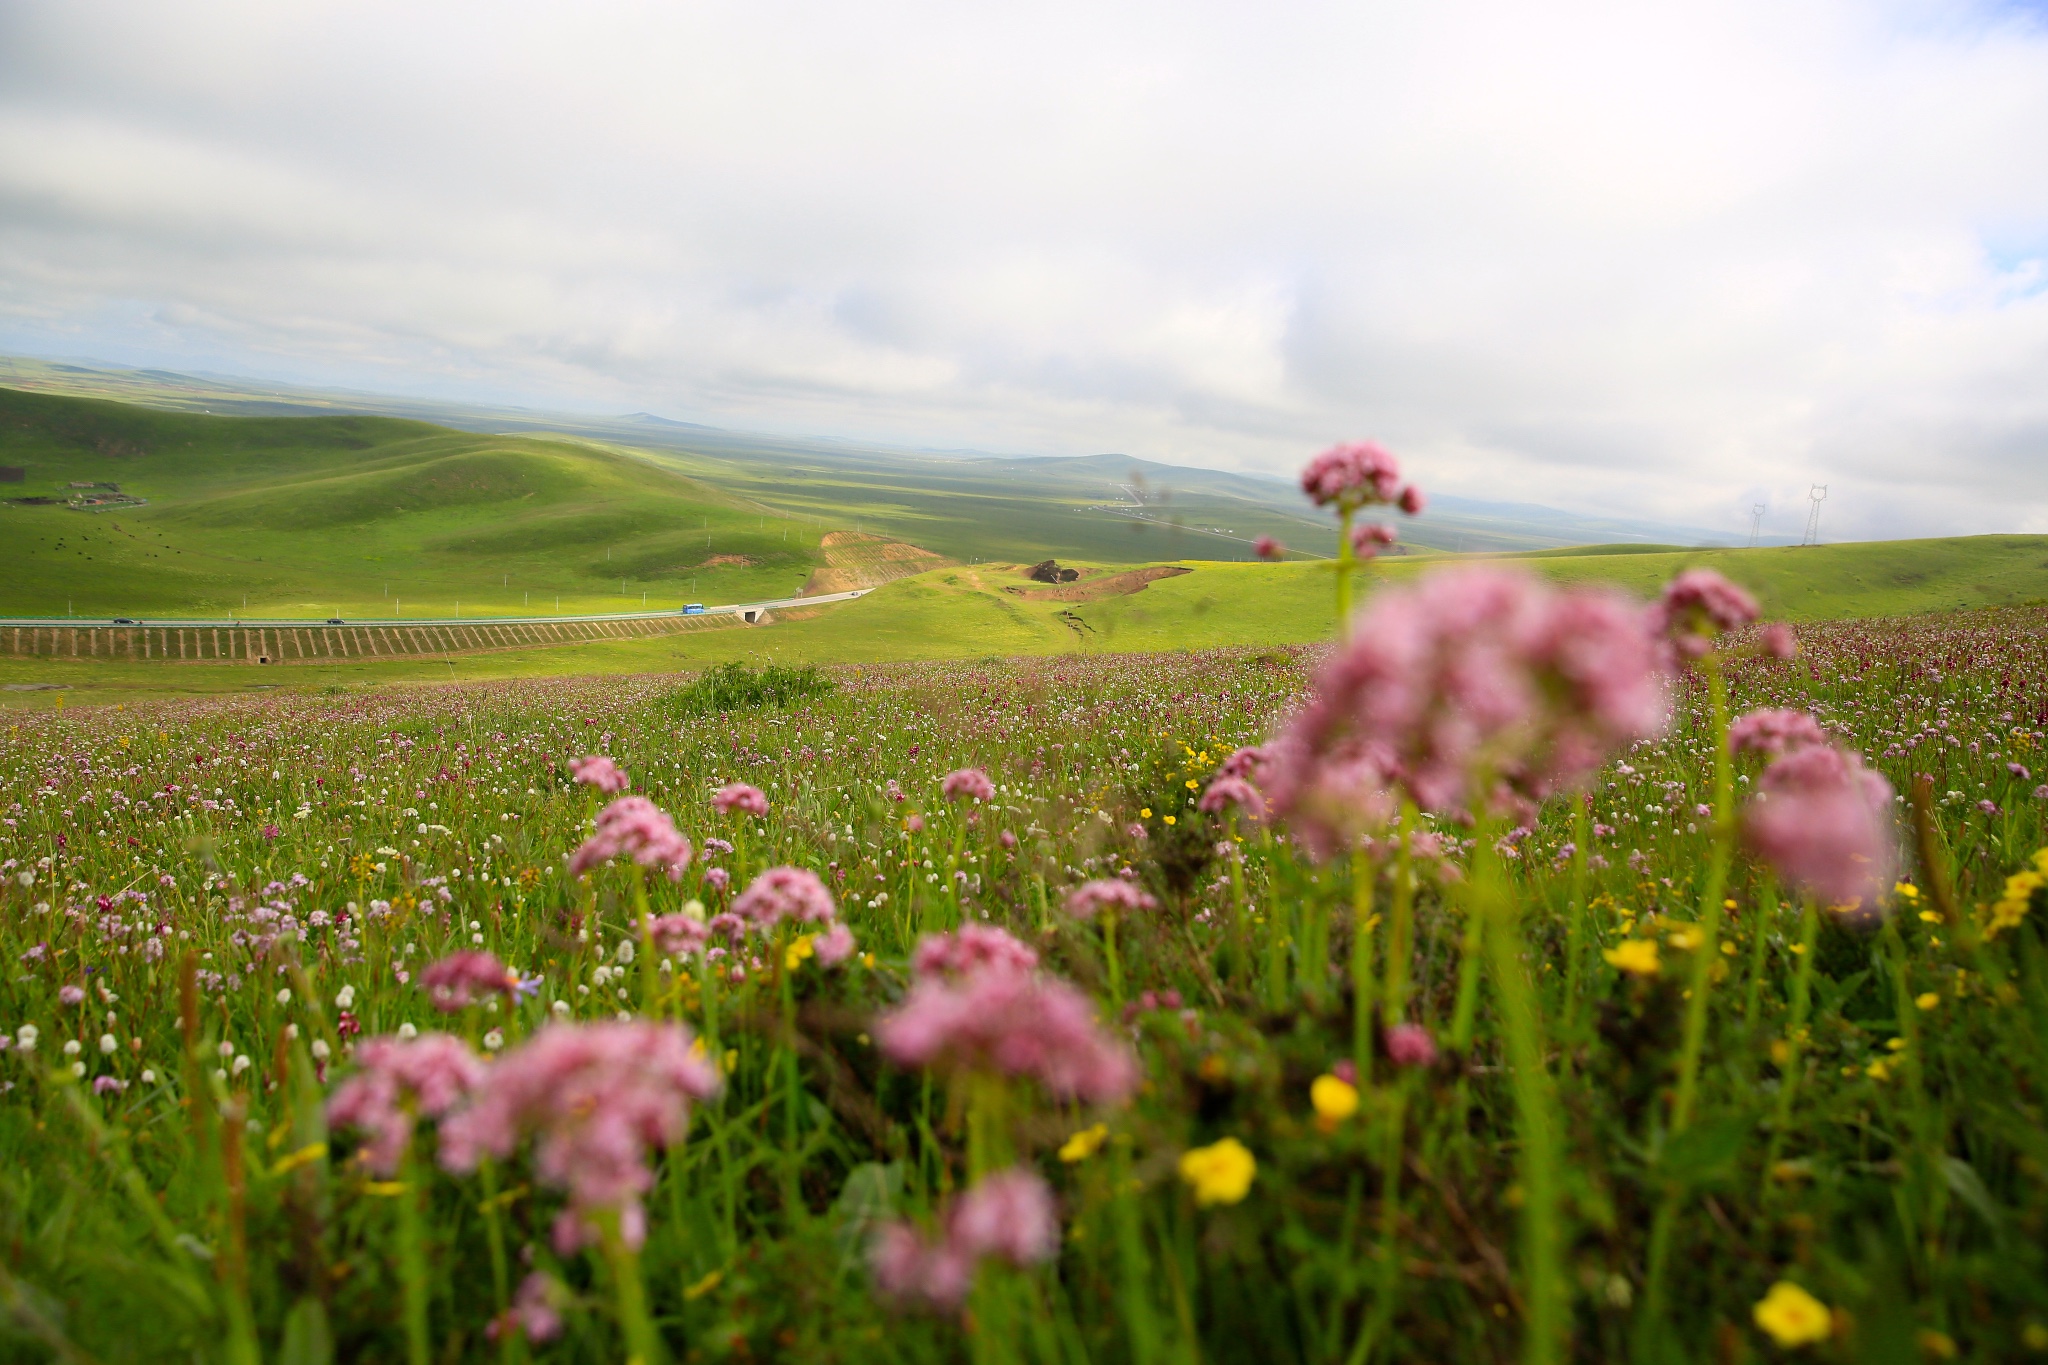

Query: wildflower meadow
[4,443,2048,1364]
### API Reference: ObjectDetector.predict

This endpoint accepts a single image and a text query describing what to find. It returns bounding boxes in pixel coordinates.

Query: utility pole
[1801,486,1827,547]
[1748,503,1766,548]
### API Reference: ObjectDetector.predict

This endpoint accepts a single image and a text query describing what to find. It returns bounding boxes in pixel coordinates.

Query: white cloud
[2,0,2046,540]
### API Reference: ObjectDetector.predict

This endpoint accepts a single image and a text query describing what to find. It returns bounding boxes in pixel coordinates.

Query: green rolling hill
[0,388,823,618]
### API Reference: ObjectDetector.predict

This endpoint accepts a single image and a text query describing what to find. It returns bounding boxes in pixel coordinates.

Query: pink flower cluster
[870,1168,1059,1312]
[1197,774,1265,819]
[569,754,629,793]
[1299,441,1425,516]
[732,865,837,927]
[877,929,1136,1104]
[644,912,710,956]
[910,923,1039,977]
[419,950,516,1012]
[1350,521,1400,560]
[326,1033,486,1176]
[1063,879,1159,920]
[568,797,693,881]
[1263,566,1669,848]
[1743,743,1897,919]
[440,1021,722,1253]
[712,783,769,817]
[941,767,995,802]
[1651,569,1759,660]
[1728,708,1828,757]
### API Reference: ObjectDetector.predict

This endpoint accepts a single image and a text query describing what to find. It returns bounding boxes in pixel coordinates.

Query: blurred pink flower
[1651,569,1759,660]
[1385,1023,1438,1069]
[487,1272,566,1344]
[1217,745,1268,780]
[1398,485,1426,516]
[911,924,1039,977]
[1349,522,1399,560]
[876,964,1137,1103]
[703,867,730,893]
[949,1168,1058,1266]
[941,768,995,802]
[569,755,629,794]
[1255,536,1285,561]
[814,922,857,966]
[712,783,769,817]
[1728,708,1827,757]
[419,951,515,1012]
[869,1222,974,1312]
[1743,744,1897,919]
[58,984,85,1006]
[733,865,837,927]
[1760,623,1798,659]
[1265,566,1667,841]
[327,1033,485,1176]
[1196,775,1265,819]
[998,829,1018,851]
[645,912,710,956]
[568,796,692,881]
[439,1021,721,1253]
[1063,879,1159,920]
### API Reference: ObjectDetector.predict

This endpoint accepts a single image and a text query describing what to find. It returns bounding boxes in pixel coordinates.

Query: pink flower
[1760,623,1798,659]
[439,1021,721,1253]
[703,866,730,893]
[1743,744,1897,919]
[949,1168,1058,1267]
[568,797,693,881]
[1197,775,1265,819]
[1651,569,1759,659]
[58,984,85,1006]
[1063,879,1159,921]
[911,924,1039,978]
[569,755,629,794]
[645,912,710,956]
[1398,485,1426,516]
[488,1273,566,1344]
[1266,566,1667,841]
[1217,745,1268,780]
[814,922,857,966]
[875,966,1137,1104]
[1728,708,1828,757]
[1350,522,1399,560]
[327,1033,486,1176]
[93,1075,127,1095]
[732,865,837,927]
[998,829,1018,851]
[1385,1023,1438,1069]
[1300,441,1406,511]
[712,783,769,817]
[1255,536,1285,561]
[419,951,516,1011]
[941,768,996,802]
[869,1222,974,1312]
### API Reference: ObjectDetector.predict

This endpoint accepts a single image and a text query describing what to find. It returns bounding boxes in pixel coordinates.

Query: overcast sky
[3,2,2047,540]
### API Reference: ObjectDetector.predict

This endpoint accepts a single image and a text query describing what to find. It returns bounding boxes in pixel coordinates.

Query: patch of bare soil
[800,531,954,595]
[1003,565,1192,602]
[704,553,756,568]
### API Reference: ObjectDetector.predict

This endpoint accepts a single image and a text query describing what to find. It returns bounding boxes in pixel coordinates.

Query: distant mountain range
[0,354,1791,553]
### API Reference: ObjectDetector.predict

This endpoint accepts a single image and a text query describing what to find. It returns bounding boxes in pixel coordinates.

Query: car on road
[681,603,706,615]
[112,617,140,625]
[326,618,345,625]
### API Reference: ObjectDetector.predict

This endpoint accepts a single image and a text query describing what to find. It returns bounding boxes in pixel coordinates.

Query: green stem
[1351,848,1377,1081]
[1741,876,1779,1031]
[1102,911,1124,1010]
[1561,799,1591,1037]
[602,1215,666,1365]
[1670,653,1733,1133]
[1761,897,1822,1194]
[396,1145,432,1365]
[1336,507,1357,641]
[1382,802,1417,1029]
[479,1160,515,1365]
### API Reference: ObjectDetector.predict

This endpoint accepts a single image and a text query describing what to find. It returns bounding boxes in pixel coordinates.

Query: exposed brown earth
[1002,565,1192,602]
[800,531,953,595]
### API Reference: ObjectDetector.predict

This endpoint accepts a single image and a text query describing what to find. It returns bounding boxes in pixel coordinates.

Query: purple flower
[488,1273,566,1344]
[869,1222,974,1312]
[1197,775,1265,819]
[1300,441,1411,512]
[876,964,1137,1104]
[911,924,1039,978]
[327,1033,486,1176]
[1385,1023,1438,1069]
[419,951,516,1012]
[58,984,85,1007]
[814,922,857,966]
[569,755,629,794]
[732,866,836,927]
[1063,879,1159,921]
[1255,536,1285,561]
[949,1168,1058,1266]
[1651,569,1759,660]
[1728,708,1827,757]
[645,913,710,956]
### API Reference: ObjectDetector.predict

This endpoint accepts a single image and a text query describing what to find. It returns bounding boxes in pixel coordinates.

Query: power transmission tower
[1748,503,1766,549]
[1801,485,1827,547]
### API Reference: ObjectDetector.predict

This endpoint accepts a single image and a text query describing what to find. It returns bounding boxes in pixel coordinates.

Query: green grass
[0,388,823,618]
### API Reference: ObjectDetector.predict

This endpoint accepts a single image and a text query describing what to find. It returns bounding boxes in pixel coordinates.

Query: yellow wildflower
[1059,1124,1110,1163]
[785,934,817,970]
[1665,925,1702,952]
[1753,1281,1832,1348]
[1916,1329,1957,1359]
[1310,1075,1360,1128]
[1893,882,1920,902]
[1865,1059,1891,1082]
[1918,910,1942,924]
[1140,808,1153,819]
[1164,815,1177,826]
[1604,939,1661,976]
[1986,869,2042,939]
[1179,1137,1256,1207]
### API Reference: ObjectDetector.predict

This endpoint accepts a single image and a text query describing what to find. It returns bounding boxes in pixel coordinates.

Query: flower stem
[1670,652,1733,1133]
[1350,848,1377,1082]
[1336,507,1356,640]
[1761,895,1821,1194]
[1381,801,1417,1030]
[1102,910,1124,1009]
[396,1144,432,1365]
[602,1216,665,1365]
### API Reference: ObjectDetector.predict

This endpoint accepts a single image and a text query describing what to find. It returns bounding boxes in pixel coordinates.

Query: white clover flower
[334,985,355,1009]
[17,1024,39,1051]
[310,1039,331,1061]
[140,1069,156,1085]
[98,1034,117,1055]
[70,1062,85,1078]
[396,1022,418,1040]
[551,1000,571,1018]
[231,1055,251,1076]
[482,1029,504,1052]
[63,1039,82,1058]
[218,1040,234,1059]
[276,988,292,1006]
[615,939,636,965]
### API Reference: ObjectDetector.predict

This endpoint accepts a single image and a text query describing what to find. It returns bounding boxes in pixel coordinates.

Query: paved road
[0,588,868,630]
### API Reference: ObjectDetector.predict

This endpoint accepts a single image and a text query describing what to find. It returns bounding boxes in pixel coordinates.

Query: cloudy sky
[3,1,2047,540]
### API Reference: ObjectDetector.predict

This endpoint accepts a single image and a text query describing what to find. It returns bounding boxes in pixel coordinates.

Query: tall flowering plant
[1296,441,1425,639]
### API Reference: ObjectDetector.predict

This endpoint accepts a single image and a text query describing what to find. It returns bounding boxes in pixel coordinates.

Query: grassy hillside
[9,535,2045,708]
[0,388,824,617]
